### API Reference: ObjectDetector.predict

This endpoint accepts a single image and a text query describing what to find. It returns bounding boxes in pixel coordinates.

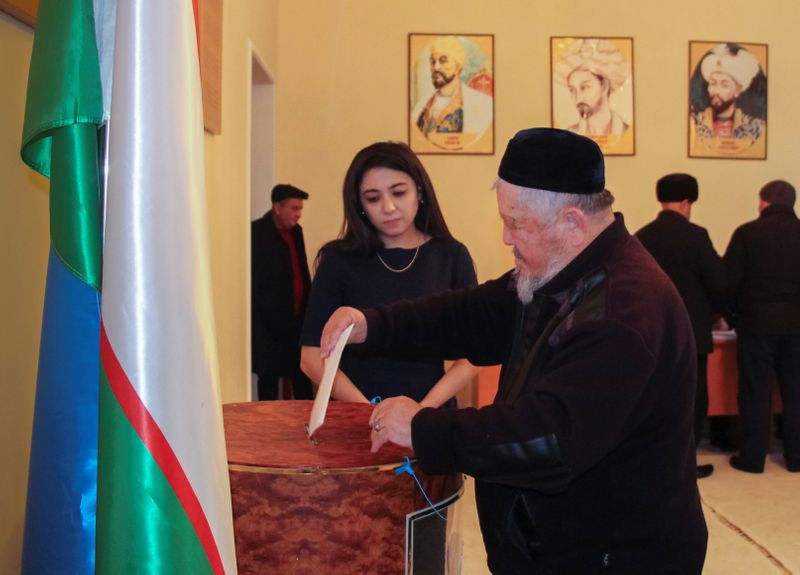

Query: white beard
[512,268,538,304]
[512,241,569,304]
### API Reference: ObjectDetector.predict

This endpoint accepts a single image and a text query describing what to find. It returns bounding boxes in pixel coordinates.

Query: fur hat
[656,173,698,203]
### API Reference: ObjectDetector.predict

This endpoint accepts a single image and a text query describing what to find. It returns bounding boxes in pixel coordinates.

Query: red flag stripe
[100,323,226,575]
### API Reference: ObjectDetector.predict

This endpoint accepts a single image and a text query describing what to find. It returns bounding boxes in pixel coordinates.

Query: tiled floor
[456,443,800,574]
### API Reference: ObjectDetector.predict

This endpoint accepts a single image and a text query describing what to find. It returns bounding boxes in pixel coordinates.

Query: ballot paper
[306,323,354,442]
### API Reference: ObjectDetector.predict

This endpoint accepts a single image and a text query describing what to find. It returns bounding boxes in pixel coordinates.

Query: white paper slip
[306,323,354,442]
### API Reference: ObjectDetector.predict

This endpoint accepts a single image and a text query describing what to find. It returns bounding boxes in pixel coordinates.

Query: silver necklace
[377,245,421,273]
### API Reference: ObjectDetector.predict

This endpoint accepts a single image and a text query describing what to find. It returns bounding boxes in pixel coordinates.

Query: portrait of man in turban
[551,37,635,156]
[689,42,767,159]
[409,34,494,154]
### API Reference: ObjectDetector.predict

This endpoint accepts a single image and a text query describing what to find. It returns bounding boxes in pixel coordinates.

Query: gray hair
[494,178,615,226]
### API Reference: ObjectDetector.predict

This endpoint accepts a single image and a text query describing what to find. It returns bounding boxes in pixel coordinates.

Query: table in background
[476,331,782,414]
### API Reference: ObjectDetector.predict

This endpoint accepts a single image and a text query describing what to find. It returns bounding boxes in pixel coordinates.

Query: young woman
[300,141,478,407]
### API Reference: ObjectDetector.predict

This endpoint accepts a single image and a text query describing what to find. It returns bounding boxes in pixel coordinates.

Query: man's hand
[368,396,423,453]
[320,306,367,358]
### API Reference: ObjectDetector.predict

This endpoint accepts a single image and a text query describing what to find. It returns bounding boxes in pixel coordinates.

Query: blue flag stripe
[21,248,100,574]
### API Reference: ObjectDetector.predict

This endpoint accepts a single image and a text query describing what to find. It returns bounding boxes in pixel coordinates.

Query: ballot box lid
[223,400,415,474]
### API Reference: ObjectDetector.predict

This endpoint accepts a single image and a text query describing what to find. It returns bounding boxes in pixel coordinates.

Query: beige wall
[0,12,48,573]
[278,0,800,282]
[2,0,800,570]
[205,0,279,403]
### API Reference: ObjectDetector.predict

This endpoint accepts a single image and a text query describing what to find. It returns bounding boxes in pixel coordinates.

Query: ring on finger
[373,420,382,432]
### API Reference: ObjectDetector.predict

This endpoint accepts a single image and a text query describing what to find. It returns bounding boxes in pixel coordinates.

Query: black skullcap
[498,128,605,195]
[656,174,698,203]
[271,184,309,202]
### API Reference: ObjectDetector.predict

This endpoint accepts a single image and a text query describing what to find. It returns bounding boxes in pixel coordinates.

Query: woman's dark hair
[318,141,453,262]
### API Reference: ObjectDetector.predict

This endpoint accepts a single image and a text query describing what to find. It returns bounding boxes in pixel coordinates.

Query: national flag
[95,0,237,573]
[19,0,105,572]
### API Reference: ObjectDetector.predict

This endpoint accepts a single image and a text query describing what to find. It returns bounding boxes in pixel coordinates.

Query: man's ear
[562,208,587,247]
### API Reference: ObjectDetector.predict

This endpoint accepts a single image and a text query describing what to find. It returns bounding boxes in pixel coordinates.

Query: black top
[725,204,800,335]
[636,210,726,354]
[301,237,476,402]
[361,215,707,574]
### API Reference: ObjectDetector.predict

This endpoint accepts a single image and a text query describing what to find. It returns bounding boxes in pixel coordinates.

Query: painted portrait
[409,33,494,155]
[689,41,767,159]
[551,37,635,156]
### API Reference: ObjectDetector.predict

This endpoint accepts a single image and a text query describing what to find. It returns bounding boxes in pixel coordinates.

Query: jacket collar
[657,209,689,223]
[760,204,798,219]
[537,212,629,297]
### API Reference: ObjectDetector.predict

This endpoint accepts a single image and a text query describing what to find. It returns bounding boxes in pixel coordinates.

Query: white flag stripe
[102,1,236,573]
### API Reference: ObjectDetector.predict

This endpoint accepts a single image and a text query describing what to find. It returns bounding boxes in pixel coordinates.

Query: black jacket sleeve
[410,318,657,493]
[359,273,517,367]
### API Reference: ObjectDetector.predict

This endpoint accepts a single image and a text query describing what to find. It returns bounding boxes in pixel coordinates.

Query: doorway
[249,47,275,400]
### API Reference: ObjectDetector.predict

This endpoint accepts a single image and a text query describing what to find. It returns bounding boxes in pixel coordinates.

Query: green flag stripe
[47,123,102,289]
[20,0,103,289]
[96,369,214,575]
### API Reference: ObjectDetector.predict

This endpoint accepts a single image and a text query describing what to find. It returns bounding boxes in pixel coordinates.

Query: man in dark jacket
[320,129,707,574]
[636,173,727,478]
[251,184,313,400]
[725,180,800,473]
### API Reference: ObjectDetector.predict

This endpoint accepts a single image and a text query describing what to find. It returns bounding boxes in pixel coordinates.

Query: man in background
[251,184,313,400]
[636,174,727,478]
[725,180,800,473]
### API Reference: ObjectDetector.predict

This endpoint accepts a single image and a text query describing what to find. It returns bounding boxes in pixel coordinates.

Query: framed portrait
[550,37,635,156]
[408,33,494,155]
[0,0,38,27]
[688,41,767,160]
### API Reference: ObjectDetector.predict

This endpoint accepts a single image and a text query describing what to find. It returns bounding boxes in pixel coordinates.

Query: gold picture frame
[688,41,767,160]
[0,0,39,28]
[550,37,635,156]
[408,33,494,155]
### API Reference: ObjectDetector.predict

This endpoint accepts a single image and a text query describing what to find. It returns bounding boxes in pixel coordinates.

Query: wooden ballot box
[223,401,463,574]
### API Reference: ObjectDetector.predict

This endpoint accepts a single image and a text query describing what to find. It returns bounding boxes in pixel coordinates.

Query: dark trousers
[257,367,313,401]
[694,354,709,446]
[737,334,800,466]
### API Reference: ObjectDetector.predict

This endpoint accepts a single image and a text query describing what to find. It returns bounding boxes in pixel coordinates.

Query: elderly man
[636,174,727,478]
[321,129,707,573]
[555,39,631,136]
[725,180,800,474]
[413,35,492,137]
[692,43,765,141]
